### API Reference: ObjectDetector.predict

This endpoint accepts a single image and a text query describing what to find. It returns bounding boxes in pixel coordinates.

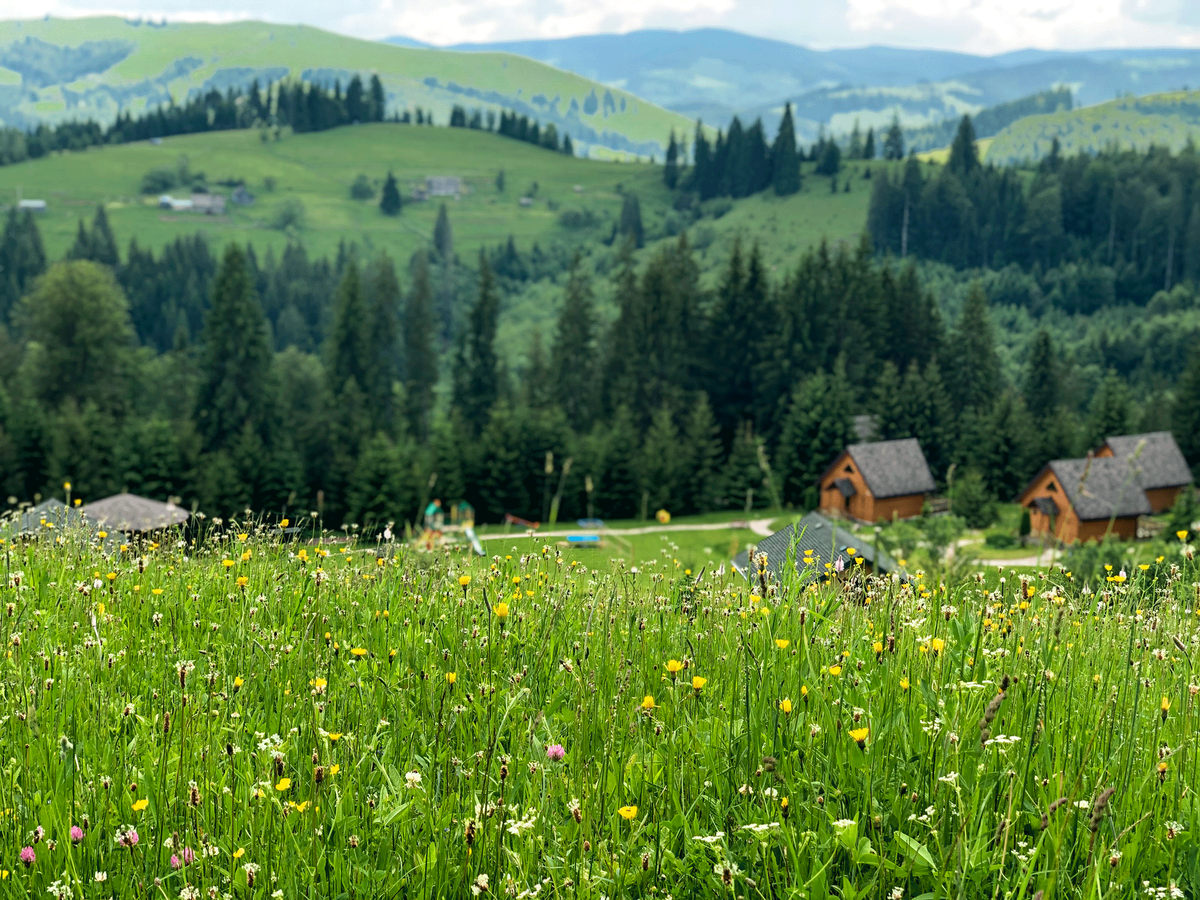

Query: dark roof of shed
[2,498,95,538]
[731,511,901,585]
[1042,457,1152,520]
[831,439,936,499]
[1103,432,1193,490]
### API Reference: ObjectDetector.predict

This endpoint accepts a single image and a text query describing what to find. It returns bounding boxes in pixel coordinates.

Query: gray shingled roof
[840,438,936,499]
[1046,457,1152,521]
[2,498,91,538]
[731,512,901,585]
[81,493,189,533]
[1104,432,1194,490]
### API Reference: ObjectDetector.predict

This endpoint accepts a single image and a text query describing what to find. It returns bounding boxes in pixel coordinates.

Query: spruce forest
[2,106,1200,527]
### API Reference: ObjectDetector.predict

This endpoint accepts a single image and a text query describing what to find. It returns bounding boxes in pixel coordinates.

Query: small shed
[81,493,189,533]
[818,438,936,522]
[732,511,901,586]
[17,199,46,212]
[1017,456,1152,543]
[1096,432,1193,513]
[426,176,461,197]
[231,186,255,206]
[191,193,226,215]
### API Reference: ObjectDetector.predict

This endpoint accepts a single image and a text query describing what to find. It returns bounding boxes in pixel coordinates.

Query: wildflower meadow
[2,523,1199,899]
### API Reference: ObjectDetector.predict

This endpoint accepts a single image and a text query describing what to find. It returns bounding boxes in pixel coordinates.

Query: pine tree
[863,127,876,160]
[705,240,764,439]
[618,193,644,248]
[327,261,369,396]
[664,130,680,190]
[452,252,501,434]
[404,251,438,440]
[679,392,724,514]
[195,244,272,452]
[380,171,402,216]
[774,369,853,508]
[364,254,402,430]
[847,120,864,160]
[871,361,907,439]
[947,282,1001,414]
[369,75,386,121]
[771,102,801,196]
[883,114,904,161]
[1174,345,1200,472]
[550,252,597,431]
[720,422,766,510]
[1085,370,1133,449]
[947,115,979,178]
[692,121,714,200]
[433,203,453,260]
[639,404,682,511]
[90,205,119,267]
[919,358,955,481]
[815,140,840,176]
[973,390,1037,500]
[593,405,639,518]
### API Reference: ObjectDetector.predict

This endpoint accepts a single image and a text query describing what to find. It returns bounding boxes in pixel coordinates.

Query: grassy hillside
[0,122,875,361]
[0,17,693,157]
[985,90,1200,164]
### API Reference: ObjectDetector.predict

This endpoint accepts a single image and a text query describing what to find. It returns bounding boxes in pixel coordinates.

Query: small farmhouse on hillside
[1017,456,1152,542]
[818,438,936,522]
[1096,432,1193,513]
[732,511,902,585]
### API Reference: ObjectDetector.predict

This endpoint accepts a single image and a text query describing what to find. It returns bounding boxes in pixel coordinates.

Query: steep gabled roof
[1103,432,1194,490]
[829,438,936,499]
[1027,457,1152,521]
[731,511,901,585]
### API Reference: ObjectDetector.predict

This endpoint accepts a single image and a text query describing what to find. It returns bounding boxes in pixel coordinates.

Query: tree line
[449,106,575,155]
[868,117,1200,309]
[5,203,1199,529]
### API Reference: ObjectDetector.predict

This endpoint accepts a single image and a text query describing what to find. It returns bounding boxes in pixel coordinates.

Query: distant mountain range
[0,17,694,158]
[385,29,1200,145]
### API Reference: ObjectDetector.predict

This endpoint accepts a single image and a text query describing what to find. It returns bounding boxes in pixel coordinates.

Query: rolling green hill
[985,90,1200,164]
[0,122,876,363]
[0,17,693,158]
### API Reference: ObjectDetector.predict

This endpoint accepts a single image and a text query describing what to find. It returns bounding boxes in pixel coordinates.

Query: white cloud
[0,0,1194,50]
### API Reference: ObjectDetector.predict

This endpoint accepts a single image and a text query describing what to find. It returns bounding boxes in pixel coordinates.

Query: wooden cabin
[1017,457,1151,543]
[818,438,936,522]
[1096,432,1193,514]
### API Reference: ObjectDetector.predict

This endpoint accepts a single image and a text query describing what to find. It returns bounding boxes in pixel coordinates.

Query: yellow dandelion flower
[849,727,869,748]
[900,677,910,691]
[233,848,245,859]
[692,676,707,692]
[329,764,340,776]
[495,602,509,618]
[775,639,790,650]
[618,805,638,820]
[779,698,793,714]
[640,695,656,710]
[665,659,684,674]
[275,778,291,792]
[132,798,149,812]
[1177,530,1189,541]
[829,665,842,677]
[350,647,368,657]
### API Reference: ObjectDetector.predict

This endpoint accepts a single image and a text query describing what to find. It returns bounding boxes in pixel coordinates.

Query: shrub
[140,167,178,194]
[270,198,306,231]
[700,197,733,219]
[349,174,375,200]
[984,530,1018,549]
[557,208,597,230]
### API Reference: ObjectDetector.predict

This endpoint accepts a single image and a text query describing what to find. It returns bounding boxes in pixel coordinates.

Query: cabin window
[1046,481,1057,492]
[843,465,853,473]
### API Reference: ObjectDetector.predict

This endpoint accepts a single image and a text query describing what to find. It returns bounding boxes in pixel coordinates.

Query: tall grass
[0,521,1197,898]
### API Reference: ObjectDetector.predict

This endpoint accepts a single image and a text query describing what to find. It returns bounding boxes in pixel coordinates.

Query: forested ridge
[2,111,1200,529]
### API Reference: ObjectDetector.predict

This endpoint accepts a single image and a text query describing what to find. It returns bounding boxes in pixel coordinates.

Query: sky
[6,0,1199,52]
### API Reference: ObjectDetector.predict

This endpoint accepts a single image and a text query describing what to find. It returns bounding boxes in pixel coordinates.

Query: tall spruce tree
[947,115,979,178]
[327,261,369,396]
[433,203,453,260]
[364,254,402,430]
[404,251,438,440]
[679,392,723,514]
[1174,345,1200,472]
[771,103,801,196]
[195,244,272,452]
[883,114,904,160]
[706,240,765,439]
[380,171,402,216]
[550,252,598,432]
[664,130,680,190]
[774,368,853,508]
[618,193,644,248]
[947,282,1001,414]
[452,252,501,434]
